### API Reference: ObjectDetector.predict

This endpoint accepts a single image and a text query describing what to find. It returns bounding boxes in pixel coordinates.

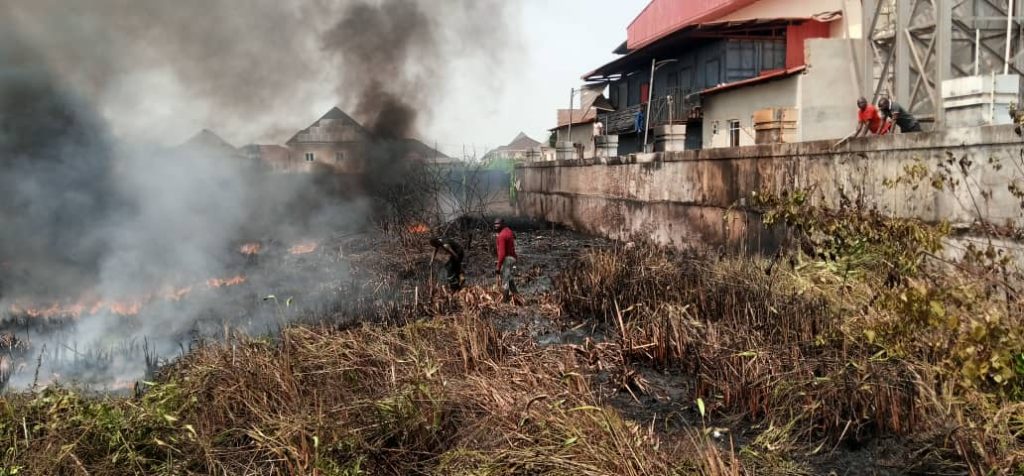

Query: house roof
[700,65,806,96]
[583,18,815,81]
[627,0,761,50]
[320,107,358,122]
[551,109,598,130]
[183,129,236,150]
[484,132,542,159]
[177,129,242,158]
[402,138,454,163]
[287,107,368,145]
[502,132,542,151]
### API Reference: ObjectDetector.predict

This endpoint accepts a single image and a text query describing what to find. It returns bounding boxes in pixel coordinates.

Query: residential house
[240,144,294,172]
[548,87,616,159]
[285,107,372,173]
[485,132,544,162]
[243,107,451,173]
[584,0,863,153]
[177,129,246,159]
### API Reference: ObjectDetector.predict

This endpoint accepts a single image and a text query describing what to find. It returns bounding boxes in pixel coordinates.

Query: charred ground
[4,196,1023,474]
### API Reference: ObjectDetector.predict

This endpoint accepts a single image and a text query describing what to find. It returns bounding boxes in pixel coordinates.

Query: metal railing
[599,88,701,135]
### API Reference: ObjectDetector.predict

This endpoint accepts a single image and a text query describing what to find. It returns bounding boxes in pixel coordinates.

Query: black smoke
[0,19,123,300]
[0,0,519,387]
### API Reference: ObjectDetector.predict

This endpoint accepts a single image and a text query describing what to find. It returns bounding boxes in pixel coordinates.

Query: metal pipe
[1006,0,1015,75]
[643,58,655,152]
[567,88,574,145]
[991,71,997,123]
[976,29,981,75]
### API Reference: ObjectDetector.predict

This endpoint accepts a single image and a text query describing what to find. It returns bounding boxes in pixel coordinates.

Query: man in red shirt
[854,96,886,137]
[494,218,517,300]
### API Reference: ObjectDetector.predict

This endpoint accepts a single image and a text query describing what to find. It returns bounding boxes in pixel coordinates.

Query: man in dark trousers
[493,218,517,300]
[430,237,464,292]
[878,97,922,133]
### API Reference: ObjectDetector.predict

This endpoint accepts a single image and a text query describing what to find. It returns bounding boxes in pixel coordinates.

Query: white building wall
[702,76,800,148]
[554,122,601,158]
[798,38,862,141]
[701,38,863,147]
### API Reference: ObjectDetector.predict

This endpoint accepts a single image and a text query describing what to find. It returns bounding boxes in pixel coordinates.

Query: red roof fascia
[583,18,811,80]
[700,65,806,96]
[627,0,761,50]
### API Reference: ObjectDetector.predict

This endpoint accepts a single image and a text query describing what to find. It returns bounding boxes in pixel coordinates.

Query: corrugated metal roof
[583,18,812,80]
[554,108,598,128]
[628,0,760,50]
[700,65,805,96]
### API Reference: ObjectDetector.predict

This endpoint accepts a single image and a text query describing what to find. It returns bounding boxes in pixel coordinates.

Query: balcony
[599,88,702,136]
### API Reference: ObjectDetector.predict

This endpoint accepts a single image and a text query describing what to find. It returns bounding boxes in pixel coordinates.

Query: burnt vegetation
[5,175,1024,475]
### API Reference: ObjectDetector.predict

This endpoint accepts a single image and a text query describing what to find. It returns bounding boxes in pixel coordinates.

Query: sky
[131,0,651,157]
[9,0,650,159]
[429,0,650,157]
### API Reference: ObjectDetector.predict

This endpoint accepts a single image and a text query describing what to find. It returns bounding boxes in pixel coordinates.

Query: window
[335,151,345,162]
[679,66,693,93]
[706,59,721,86]
[728,120,741,147]
[640,82,650,104]
[627,73,641,105]
[305,152,315,162]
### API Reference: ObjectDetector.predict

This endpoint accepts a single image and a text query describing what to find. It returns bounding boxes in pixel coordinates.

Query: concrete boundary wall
[514,125,1024,249]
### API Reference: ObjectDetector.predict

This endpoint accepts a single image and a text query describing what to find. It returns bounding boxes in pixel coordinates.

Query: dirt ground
[0,221,936,473]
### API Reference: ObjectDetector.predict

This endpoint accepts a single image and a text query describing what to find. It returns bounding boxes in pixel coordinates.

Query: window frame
[728,119,741,147]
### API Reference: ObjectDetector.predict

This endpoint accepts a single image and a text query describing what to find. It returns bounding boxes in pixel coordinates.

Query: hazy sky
[428,0,650,156]
[310,0,651,157]
[12,0,650,157]
[151,0,650,157]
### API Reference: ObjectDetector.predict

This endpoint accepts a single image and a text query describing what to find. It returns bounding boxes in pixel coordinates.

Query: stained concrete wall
[515,125,1024,250]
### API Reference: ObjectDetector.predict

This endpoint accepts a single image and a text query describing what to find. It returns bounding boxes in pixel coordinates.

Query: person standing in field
[430,237,464,292]
[493,218,517,300]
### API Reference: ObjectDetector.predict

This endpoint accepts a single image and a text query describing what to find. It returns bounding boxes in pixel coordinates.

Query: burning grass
[0,311,738,475]
[4,206,1024,474]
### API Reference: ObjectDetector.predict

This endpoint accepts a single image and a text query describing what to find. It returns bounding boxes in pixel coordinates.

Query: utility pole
[1006,0,1016,74]
[567,87,575,145]
[642,58,655,152]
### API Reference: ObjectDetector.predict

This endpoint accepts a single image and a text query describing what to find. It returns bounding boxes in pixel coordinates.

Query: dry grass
[6,223,1024,474]
[556,240,1024,475]
[1,307,715,475]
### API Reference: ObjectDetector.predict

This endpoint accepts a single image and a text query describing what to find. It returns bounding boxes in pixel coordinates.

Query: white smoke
[0,0,518,389]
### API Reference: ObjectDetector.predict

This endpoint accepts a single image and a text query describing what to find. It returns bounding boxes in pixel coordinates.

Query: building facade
[583,0,863,154]
[285,107,370,174]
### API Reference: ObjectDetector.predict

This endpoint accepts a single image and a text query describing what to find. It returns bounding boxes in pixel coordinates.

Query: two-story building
[584,0,863,154]
[241,107,450,173]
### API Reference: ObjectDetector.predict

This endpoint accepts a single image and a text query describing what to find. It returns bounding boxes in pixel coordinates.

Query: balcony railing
[599,88,702,136]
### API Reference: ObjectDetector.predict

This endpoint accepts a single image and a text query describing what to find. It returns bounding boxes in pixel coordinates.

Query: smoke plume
[0,0,519,388]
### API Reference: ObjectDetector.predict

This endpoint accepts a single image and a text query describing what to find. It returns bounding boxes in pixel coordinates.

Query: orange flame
[107,301,144,316]
[8,274,248,319]
[161,286,193,302]
[289,241,318,255]
[407,223,430,234]
[206,275,247,288]
[240,242,262,256]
